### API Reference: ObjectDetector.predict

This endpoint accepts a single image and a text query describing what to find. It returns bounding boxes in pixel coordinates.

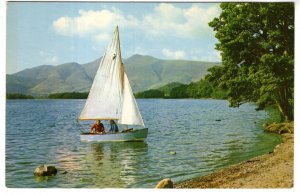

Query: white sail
[119,73,145,126]
[79,27,124,120]
[78,26,145,127]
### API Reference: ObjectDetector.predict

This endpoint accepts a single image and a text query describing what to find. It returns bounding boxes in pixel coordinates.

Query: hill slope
[124,55,219,92]
[6,54,220,95]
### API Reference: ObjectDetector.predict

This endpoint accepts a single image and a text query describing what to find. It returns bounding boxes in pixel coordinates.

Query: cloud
[162,48,186,59]
[132,46,148,55]
[51,3,221,61]
[53,3,220,40]
[94,33,110,42]
[53,8,139,41]
[188,46,221,62]
[52,17,73,36]
[39,51,58,64]
[200,50,221,62]
[192,50,221,62]
[142,3,220,38]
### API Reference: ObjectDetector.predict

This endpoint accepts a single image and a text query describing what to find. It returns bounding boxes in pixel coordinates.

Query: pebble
[155,178,173,188]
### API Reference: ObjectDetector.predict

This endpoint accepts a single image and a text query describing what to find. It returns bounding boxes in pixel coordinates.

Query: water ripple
[6,99,281,188]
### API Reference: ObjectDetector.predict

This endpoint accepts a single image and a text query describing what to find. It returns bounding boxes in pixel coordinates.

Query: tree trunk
[276,101,293,121]
[275,87,294,121]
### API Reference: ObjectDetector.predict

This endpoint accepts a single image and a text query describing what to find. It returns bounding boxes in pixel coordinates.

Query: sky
[6,1,221,74]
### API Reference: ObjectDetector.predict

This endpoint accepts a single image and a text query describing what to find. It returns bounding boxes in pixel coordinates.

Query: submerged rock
[155,178,173,188]
[34,165,57,176]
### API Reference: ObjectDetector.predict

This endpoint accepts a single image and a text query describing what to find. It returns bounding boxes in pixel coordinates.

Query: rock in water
[155,178,173,188]
[34,165,57,176]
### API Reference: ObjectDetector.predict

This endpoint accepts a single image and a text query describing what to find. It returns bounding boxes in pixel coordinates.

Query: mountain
[6,54,220,96]
[123,55,220,92]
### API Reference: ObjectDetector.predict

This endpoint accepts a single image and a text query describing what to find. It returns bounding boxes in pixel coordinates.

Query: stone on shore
[34,165,58,176]
[155,178,173,188]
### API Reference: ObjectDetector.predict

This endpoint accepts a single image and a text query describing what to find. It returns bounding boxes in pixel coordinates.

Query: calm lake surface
[6,99,281,188]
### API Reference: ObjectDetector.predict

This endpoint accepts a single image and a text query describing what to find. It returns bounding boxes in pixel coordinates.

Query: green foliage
[135,89,165,98]
[48,92,89,99]
[136,80,228,99]
[156,82,183,96]
[211,88,228,99]
[187,80,213,98]
[170,79,227,99]
[169,84,189,98]
[207,2,294,121]
[6,93,34,99]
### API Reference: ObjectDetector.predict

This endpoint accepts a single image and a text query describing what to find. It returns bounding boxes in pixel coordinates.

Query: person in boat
[109,120,119,133]
[90,120,105,134]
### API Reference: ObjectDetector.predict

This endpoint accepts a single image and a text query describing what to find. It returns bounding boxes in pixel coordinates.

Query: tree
[207,2,294,121]
[188,80,213,98]
[6,93,34,99]
[135,89,165,98]
[169,85,189,98]
[48,92,89,99]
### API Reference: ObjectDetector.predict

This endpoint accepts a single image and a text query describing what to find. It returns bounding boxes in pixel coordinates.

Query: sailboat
[78,26,148,142]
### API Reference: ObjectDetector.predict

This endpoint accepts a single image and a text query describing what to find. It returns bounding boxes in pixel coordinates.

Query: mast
[116,26,125,90]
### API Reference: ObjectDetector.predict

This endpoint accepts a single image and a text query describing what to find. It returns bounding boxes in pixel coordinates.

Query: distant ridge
[6,54,220,96]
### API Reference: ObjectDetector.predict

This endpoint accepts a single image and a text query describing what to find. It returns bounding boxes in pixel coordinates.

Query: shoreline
[174,133,294,188]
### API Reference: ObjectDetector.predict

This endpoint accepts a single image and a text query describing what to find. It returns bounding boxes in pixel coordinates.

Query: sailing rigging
[78,26,148,142]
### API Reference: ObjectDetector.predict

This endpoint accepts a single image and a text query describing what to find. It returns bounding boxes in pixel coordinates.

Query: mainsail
[78,26,145,127]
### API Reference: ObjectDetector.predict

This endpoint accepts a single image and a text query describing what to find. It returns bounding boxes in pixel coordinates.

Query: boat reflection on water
[83,141,149,187]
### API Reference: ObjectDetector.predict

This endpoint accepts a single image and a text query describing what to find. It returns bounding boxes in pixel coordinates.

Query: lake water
[6,99,281,188]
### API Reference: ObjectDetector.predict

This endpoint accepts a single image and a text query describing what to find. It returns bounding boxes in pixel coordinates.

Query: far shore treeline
[48,92,89,99]
[6,93,35,99]
[6,79,227,100]
[135,80,227,99]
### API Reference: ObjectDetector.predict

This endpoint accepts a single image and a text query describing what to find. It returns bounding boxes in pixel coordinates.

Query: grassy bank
[264,121,294,134]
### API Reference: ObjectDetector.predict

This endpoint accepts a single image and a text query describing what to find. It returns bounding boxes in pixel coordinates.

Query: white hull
[80,128,148,142]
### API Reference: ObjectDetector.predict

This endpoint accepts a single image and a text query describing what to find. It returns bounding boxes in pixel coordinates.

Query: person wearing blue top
[109,120,119,133]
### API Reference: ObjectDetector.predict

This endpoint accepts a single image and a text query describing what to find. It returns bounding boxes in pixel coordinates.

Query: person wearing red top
[90,120,105,134]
